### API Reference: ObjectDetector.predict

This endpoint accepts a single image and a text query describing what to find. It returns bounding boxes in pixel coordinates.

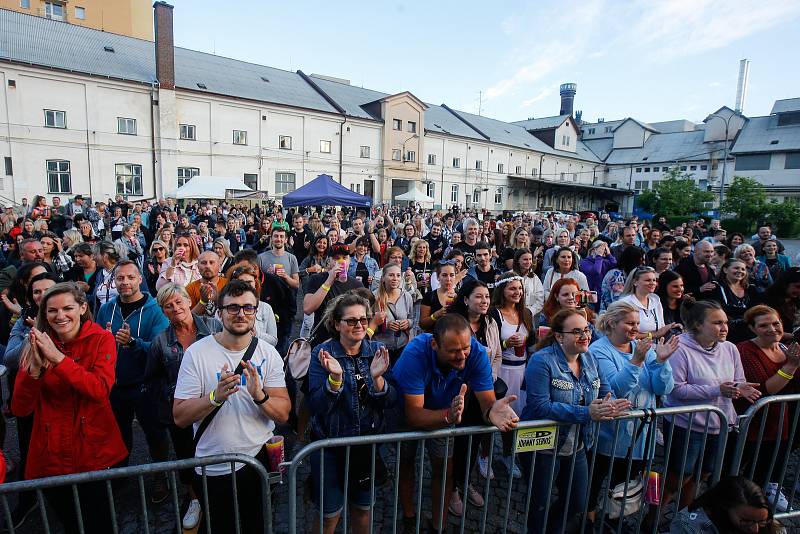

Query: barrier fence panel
[730,393,800,523]
[286,404,729,534]
[0,454,277,534]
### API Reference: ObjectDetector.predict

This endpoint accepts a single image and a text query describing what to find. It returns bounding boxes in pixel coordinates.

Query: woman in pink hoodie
[662,300,761,512]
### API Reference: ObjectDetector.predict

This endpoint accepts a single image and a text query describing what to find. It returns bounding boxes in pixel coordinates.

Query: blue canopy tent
[280,174,371,207]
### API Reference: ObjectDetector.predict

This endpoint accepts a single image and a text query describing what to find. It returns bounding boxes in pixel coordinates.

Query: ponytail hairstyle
[322,292,372,340]
[534,307,587,351]
[680,299,723,335]
[375,263,402,313]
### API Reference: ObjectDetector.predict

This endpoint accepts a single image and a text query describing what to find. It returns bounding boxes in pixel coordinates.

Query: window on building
[635,168,642,173]
[348,183,362,194]
[690,165,697,171]
[644,167,650,172]
[392,119,402,131]
[117,117,136,135]
[359,146,370,158]
[573,173,578,182]
[588,128,596,135]
[711,163,719,170]
[74,6,85,19]
[494,187,502,204]
[700,165,708,170]
[179,124,196,140]
[116,163,143,196]
[662,166,669,172]
[177,167,199,187]
[243,173,258,190]
[427,154,435,165]
[680,165,687,171]
[319,140,331,153]
[233,130,248,145]
[279,135,292,150]
[515,165,522,174]
[634,180,649,192]
[497,163,504,173]
[4,157,12,176]
[604,126,612,133]
[391,149,402,161]
[47,160,71,193]
[452,157,460,168]
[426,182,435,199]
[275,172,296,194]
[44,110,66,129]
[785,153,800,169]
[560,172,566,181]
[20,0,30,9]
[735,154,771,171]
[475,160,482,170]
[532,168,538,177]
[407,121,416,133]
[44,1,64,20]
[450,184,459,203]
[405,151,415,162]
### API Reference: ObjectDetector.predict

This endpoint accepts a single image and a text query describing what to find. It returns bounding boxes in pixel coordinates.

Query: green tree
[766,200,800,235]
[635,168,714,217]
[721,176,768,222]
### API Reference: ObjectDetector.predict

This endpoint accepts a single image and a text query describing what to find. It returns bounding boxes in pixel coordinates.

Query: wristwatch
[253,391,270,405]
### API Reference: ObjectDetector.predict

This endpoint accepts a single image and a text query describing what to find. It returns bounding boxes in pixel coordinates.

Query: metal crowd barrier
[731,393,800,522]
[0,454,277,534]
[286,404,730,534]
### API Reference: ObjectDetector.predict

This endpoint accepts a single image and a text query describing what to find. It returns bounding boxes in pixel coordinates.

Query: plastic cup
[337,260,348,282]
[537,325,551,339]
[266,436,285,474]
[645,471,661,505]
[275,263,284,277]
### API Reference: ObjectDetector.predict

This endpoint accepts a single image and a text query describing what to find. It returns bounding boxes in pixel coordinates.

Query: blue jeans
[521,449,588,534]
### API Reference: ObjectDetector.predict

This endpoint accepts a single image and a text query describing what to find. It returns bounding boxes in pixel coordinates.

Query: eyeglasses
[221,304,258,316]
[559,328,592,338]
[736,518,770,528]
[341,317,369,327]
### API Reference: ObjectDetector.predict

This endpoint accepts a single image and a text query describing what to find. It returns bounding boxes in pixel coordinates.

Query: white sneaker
[478,456,494,480]
[182,499,202,530]
[767,483,789,513]
[503,456,522,479]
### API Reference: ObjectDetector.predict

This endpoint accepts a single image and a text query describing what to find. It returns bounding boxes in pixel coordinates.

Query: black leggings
[44,480,113,534]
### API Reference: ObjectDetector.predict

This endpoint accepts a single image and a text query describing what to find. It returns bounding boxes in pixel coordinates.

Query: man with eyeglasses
[174,280,290,534]
[392,314,519,534]
[304,243,364,344]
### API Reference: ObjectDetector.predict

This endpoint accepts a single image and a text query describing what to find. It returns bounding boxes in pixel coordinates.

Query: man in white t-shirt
[174,280,290,534]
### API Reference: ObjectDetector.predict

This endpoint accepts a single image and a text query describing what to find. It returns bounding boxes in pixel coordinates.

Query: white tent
[394,188,435,204]
[172,176,255,200]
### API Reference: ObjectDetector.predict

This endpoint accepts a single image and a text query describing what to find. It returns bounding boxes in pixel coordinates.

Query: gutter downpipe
[150,82,159,200]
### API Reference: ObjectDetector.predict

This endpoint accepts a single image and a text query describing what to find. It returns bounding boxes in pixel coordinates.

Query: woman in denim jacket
[521,308,631,534]
[308,292,397,534]
[586,300,678,525]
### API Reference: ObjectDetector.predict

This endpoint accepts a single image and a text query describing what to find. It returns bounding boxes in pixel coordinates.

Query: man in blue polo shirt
[393,314,518,534]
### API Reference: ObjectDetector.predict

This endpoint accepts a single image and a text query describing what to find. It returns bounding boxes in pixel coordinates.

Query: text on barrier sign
[514,426,558,453]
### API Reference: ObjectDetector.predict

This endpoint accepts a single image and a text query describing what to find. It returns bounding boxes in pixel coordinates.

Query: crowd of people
[0,193,798,534]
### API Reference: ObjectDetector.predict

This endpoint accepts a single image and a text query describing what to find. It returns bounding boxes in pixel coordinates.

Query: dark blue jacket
[308,338,398,439]
[96,294,169,387]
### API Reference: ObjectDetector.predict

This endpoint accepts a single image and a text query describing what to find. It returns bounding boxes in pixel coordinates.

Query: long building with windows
[0,4,630,213]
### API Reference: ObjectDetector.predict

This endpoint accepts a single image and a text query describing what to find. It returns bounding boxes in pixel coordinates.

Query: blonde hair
[410,238,431,263]
[156,282,190,307]
[375,263,402,312]
[595,301,639,335]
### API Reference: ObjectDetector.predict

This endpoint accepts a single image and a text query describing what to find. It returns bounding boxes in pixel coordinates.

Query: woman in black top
[501,227,530,271]
[409,239,433,297]
[701,258,760,343]
[418,260,457,332]
[655,269,686,327]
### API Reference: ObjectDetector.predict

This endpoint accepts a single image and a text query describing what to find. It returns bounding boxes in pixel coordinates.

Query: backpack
[283,335,316,436]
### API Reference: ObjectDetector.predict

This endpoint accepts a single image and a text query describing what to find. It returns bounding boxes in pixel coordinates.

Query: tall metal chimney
[735,59,750,113]
[559,83,577,116]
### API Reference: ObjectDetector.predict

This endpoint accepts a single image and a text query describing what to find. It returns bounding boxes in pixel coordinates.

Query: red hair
[542,278,595,323]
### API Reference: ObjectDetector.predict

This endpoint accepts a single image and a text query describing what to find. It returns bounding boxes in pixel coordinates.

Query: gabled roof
[307,75,387,120]
[512,115,570,131]
[605,130,728,165]
[612,117,659,133]
[582,138,614,160]
[771,98,800,115]
[730,115,800,154]
[0,8,339,114]
[367,90,428,110]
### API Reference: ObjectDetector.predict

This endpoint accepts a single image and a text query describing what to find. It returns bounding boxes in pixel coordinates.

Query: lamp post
[707,113,734,208]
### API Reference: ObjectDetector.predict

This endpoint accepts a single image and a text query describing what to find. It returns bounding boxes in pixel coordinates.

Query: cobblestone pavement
[3,293,800,533]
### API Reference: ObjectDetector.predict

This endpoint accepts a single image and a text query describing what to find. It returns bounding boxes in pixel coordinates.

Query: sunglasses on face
[152,246,165,252]
[341,317,369,327]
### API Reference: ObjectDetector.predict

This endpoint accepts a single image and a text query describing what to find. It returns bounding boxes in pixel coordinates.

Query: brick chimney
[153,2,175,90]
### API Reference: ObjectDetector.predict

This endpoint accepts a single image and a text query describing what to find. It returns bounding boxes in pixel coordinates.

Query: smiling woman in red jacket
[12,282,127,534]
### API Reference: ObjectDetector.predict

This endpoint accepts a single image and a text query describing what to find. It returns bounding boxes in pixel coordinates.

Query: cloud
[522,86,556,107]
[630,0,800,60]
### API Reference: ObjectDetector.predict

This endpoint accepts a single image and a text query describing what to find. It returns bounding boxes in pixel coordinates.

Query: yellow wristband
[328,374,342,388]
[209,390,223,407]
[366,327,375,337]
[431,312,438,322]
[321,284,331,292]
[777,369,794,380]
[199,299,207,305]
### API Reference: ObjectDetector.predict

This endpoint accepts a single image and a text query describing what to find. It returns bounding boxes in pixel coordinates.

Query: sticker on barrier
[514,425,558,453]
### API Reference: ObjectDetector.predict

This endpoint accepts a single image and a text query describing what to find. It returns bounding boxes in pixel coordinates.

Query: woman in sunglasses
[146,239,170,297]
[308,293,397,534]
[522,308,630,534]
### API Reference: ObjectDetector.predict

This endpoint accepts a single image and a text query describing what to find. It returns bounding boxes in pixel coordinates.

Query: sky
[167,0,800,125]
